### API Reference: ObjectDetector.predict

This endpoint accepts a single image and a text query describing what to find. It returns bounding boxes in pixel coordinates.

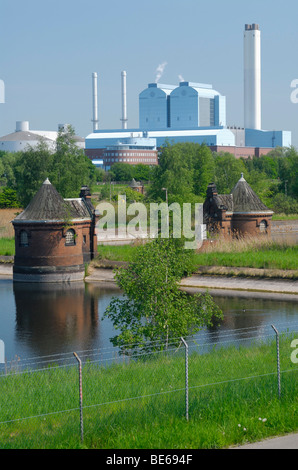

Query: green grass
[0,237,15,256]
[193,244,298,271]
[272,213,298,221]
[96,241,298,271]
[0,335,297,449]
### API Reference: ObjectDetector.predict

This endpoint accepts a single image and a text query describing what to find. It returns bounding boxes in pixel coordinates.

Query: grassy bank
[0,237,14,256]
[95,237,298,272]
[0,334,297,449]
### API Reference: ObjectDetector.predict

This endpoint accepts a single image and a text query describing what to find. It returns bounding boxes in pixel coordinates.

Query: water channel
[0,277,297,367]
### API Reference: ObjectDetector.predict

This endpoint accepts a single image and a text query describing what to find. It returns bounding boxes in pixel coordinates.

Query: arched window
[19,230,29,247]
[65,229,76,246]
[259,220,267,233]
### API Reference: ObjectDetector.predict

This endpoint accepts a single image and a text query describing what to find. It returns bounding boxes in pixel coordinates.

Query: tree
[213,153,246,194]
[13,141,53,207]
[108,162,133,182]
[0,187,20,208]
[50,125,97,198]
[104,236,223,354]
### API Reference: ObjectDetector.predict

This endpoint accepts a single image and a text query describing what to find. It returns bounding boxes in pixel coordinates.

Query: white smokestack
[244,24,261,130]
[92,72,99,131]
[121,71,128,129]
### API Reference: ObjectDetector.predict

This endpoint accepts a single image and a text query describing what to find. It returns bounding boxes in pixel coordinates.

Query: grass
[195,237,298,271]
[0,334,297,449]
[272,213,298,221]
[0,237,15,256]
[95,236,298,272]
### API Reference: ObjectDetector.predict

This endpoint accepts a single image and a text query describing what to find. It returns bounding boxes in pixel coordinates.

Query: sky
[0,0,298,146]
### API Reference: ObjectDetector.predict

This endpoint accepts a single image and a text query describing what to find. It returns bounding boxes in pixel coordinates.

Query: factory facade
[85,24,291,168]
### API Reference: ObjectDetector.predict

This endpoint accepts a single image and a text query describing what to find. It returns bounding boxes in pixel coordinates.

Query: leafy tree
[50,125,97,198]
[131,163,153,181]
[270,193,298,214]
[148,142,197,203]
[108,162,133,182]
[0,187,20,208]
[0,152,19,187]
[104,236,223,354]
[213,153,246,194]
[13,141,53,207]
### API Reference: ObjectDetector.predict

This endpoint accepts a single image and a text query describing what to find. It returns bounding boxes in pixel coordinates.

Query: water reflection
[13,281,100,357]
[0,280,296,363]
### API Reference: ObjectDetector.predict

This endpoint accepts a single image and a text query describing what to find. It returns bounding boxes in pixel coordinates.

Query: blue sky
[1,0,298,146]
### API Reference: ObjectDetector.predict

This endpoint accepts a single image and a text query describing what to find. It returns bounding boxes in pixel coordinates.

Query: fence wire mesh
[0,321,297,448]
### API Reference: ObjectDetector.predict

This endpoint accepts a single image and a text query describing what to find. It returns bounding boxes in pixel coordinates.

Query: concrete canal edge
[0,260,298,297]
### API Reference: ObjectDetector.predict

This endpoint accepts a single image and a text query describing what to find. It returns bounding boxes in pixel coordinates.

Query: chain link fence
[0,321,297,448]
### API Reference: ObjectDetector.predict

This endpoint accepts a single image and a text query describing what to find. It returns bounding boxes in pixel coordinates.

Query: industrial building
[85,23,291,166]
[0,121,85,153]
[86,136,158,170]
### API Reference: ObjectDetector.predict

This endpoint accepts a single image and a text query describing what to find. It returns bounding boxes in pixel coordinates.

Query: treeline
[104,143,298,214]
[0,139,297,214]
[0,126,101,208]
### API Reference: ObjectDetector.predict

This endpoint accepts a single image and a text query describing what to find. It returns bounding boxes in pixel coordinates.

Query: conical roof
[13,178,81,222]
[231,174,273,213]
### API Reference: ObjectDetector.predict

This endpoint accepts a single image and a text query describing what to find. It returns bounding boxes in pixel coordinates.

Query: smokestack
[92,72,99,131]
[244,23,261,130]
[121,71,128,129]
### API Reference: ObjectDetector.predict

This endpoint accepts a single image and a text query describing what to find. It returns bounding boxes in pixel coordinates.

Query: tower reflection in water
[13,281,101,357]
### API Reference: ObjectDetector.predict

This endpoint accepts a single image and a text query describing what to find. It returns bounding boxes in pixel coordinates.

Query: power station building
[139,81,226,130]
[85,23,291,167]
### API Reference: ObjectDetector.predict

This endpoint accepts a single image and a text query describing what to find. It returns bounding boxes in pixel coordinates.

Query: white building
[0,121,85,153]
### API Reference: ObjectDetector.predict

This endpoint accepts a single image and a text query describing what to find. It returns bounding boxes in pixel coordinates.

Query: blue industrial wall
[245,129,292,148]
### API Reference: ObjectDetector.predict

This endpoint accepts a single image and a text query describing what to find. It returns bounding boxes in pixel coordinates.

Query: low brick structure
[203,174,273,237]
[12,179,98,282]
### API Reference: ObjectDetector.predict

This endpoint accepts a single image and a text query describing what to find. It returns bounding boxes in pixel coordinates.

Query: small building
[203,174,273,237]
[130,178,144,194]
[12,179,98,283]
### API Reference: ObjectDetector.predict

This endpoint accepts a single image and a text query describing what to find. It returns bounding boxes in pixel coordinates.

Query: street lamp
[162,187,168,204]
[162,188,169,230]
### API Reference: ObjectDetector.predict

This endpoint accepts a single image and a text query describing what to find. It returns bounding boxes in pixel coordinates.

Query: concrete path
[180,274,298,295]
[234,432,298,449]
[0,264,13,278]
[1,264,298,298]
[85,268,298,296]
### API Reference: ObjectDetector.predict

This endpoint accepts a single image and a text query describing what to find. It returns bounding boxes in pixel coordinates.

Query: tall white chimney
[244,24,261,130]
[92,72,99,131]
[121,70,128,129]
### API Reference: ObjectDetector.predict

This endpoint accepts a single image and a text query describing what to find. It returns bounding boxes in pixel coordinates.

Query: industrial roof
[0,131,53,142]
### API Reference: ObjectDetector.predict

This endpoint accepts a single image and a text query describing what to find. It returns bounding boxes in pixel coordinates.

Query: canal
[0,278,297,365]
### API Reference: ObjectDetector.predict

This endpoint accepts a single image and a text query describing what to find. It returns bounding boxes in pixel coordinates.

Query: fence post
[271,325,281,399]
[73,352,84,443]
[181,337,189,421]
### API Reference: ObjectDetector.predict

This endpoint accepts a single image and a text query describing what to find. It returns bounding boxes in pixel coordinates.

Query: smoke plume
[155,62,167,83]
